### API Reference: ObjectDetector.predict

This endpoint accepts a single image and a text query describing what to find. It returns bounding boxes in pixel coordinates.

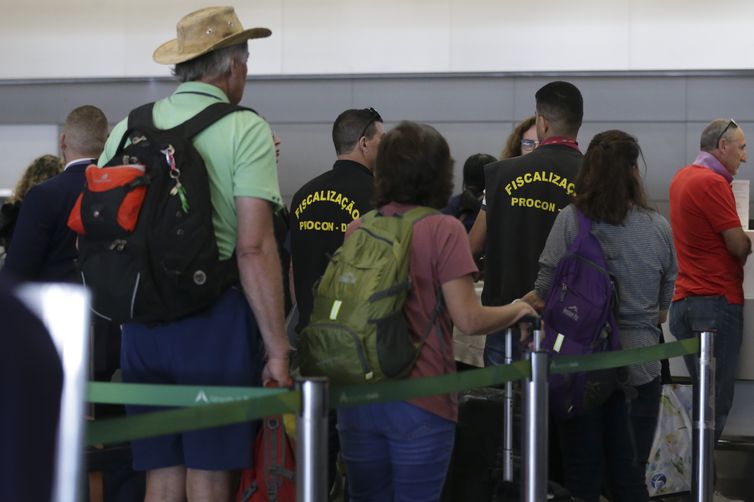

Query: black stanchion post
[297,378,329,502]
[693,330,715,502]
[522,317,547,502]
[503,327,515,482]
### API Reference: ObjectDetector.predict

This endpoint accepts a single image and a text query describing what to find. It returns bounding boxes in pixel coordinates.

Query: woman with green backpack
[333,121,536,502]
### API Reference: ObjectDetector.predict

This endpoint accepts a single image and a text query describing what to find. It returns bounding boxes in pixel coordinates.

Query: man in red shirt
[669,118,751,443]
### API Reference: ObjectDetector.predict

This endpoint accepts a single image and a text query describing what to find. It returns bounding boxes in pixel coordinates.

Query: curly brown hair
[500,116,536,159]
[9,154,63,203]
[372,121,454,209]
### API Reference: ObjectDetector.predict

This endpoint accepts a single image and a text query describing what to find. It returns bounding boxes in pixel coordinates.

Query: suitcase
[441,387,507,502]
[440,387,573,501]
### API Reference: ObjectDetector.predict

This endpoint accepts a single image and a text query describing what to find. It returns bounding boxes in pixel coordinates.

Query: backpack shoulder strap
[176,102,258,139]
[360,209,379,224]
[107,103,156,154]
[571,207,610,267]
[570,207,592,250]
[127,103,156,129]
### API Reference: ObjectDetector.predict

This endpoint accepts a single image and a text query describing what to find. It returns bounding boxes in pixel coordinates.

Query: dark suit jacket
[4,159,91,282]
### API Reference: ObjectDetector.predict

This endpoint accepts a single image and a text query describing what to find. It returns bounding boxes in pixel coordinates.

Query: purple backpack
[541,208,622,420]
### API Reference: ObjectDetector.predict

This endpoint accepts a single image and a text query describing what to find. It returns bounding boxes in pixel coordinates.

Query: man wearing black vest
[289,108,383,499]
[481,81,583,366]
[289,107,384,335]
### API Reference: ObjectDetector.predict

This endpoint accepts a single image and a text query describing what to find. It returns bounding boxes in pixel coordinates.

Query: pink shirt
[347,202,478,421]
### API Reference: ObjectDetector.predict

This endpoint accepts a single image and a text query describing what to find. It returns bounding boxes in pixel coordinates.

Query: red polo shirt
[669,164,744,304]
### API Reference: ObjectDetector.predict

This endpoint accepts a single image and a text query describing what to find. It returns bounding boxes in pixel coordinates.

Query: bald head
[61,105,108,160]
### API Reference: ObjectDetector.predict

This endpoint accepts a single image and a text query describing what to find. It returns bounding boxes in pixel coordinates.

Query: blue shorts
[121,287,264,471]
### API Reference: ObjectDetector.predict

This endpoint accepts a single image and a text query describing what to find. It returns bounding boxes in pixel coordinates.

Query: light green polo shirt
[99,82,282,259]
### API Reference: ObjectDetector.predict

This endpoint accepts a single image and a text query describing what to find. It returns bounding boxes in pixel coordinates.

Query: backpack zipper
[358,226,394,247]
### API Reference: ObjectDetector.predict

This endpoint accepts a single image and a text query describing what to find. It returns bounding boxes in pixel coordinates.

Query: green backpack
[298,206,443,385]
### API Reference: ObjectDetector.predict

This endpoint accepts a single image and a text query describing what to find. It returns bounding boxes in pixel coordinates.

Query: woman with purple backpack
[523,130,677,502]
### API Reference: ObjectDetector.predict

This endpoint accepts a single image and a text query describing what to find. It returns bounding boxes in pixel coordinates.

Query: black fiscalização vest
[482,144,582,306]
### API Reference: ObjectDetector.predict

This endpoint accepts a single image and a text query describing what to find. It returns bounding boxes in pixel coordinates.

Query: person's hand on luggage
[510,298,537,324]
[520,289,544,312]
[263,355,292,388]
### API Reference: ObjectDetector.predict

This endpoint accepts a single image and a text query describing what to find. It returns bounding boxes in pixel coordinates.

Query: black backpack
[69,102,251,324]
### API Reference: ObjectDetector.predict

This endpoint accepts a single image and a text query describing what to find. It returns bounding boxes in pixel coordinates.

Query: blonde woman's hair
[9,154,64,203]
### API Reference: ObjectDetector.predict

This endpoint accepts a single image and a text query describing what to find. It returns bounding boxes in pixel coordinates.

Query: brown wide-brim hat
[153,6,271,65]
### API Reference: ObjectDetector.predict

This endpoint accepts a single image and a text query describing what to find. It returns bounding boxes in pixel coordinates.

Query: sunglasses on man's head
[359,107,383,139]
[715,119,739,147]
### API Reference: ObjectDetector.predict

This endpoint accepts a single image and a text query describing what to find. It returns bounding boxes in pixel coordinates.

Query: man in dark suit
[5,105,108,282]
[4,106,121,385]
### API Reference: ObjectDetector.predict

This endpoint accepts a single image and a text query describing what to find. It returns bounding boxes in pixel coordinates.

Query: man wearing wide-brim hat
[98,6,291,501]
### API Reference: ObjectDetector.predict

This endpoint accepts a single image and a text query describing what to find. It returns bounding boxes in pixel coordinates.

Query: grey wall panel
[247,79,353,123]
[0,85,64,124]
[3,71,754,210]
[631,122,689,201]
[512,77,552,119]
[430,121,514,190]
[576,77,687,122]
[273,122,337,204]
[0,124,60,190]
[62,82,176,124]
[654,201,670,222]
[684,121,708,161]
[352,77,516,123]
[686,77,754,122]
[0,81,175,124]
[514,76,687,122]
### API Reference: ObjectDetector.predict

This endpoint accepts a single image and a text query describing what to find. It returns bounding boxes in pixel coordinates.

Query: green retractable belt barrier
[85,338,699,446]
[333,360,531,408]
[551,337,699,375]
[87,390,300,446]
[87,382,288,407]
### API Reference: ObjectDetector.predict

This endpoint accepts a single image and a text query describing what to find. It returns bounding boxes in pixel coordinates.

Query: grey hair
[700,118,737,151]
[172,42,249,83]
